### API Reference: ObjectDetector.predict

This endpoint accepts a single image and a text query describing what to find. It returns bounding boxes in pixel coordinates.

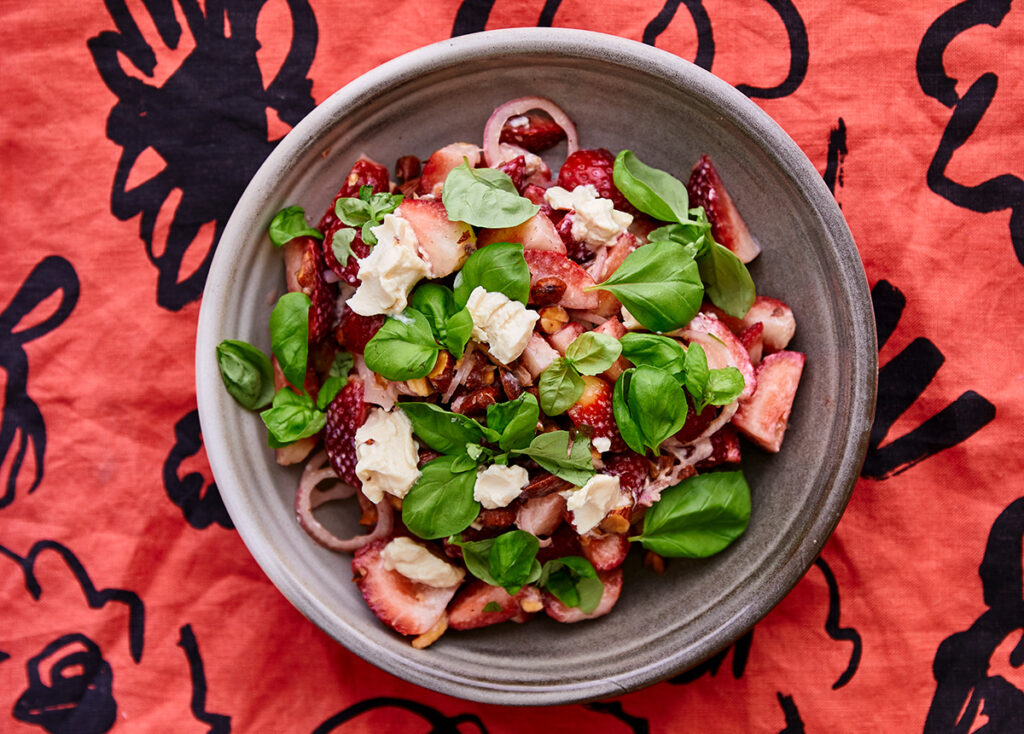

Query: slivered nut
[411,612,448,649]
[644,551,665,574]
[404,377,432,396]
[600,514,631,534]
[538,305,569,334]
[428,351,451,378]
[520,598,543,613]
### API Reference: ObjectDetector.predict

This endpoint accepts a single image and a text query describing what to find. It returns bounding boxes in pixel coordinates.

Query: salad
[216,96,805,648]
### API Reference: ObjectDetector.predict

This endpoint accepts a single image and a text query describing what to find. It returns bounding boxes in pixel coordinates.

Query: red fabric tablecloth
[2,1,1023,731]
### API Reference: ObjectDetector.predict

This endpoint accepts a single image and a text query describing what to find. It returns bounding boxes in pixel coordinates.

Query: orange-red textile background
[2,1,1023,731]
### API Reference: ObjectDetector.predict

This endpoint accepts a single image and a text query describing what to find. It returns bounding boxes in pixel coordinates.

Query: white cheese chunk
[620,305,643,331]
[473,464,530,509]
[560,473,626,534]
[544,184,633,248]
[592,437,612,453]
[465,286,539,364]
[347,213,430,316]
[354,407,421,504]
[381,537,465,588]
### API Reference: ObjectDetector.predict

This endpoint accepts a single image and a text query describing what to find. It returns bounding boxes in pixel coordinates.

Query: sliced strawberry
[695,424,742,469]
[536,523,583,563]
[738,322,764,365]
[556,148,637,215]
[497,155,527,192]
[398,199,476,277]
[603,451,649,502]
[591,317,631,382]
[419,142,481,197]
[447,581,536,630]
[580,533,630,571]
[546,322,585,356]
[568,376,625,452]
[555,213,595,264]
[317,158,391,233]
[336,305,384,354]
[523,250,599,309]
[499,111,567,152]
[515,493,566,537]
[688,155,760,263]
[352,540,460,636]
[732,351,806,452]
[478,213,565,254]
[523,184,557,220]
[543,567,623,623]
[674,397,718,444]
[596,232,638,283]
[677,312,756,401]
[324,378,367,486]
[704,295,796,354]
[289,237,336,342]
[520,332,559,379]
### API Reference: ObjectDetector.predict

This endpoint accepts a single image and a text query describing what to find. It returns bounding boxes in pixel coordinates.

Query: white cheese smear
[465,286,539,364]
[347,213,430,316]
[473,464,530,509]
[381,537,465,588]
[544,184,633,248]
[561,473,626,534]
[354,407,421,504]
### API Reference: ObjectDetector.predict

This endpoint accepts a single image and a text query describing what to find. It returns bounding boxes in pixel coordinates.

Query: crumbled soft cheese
[465,286,539,364]
[354,407,420,504]
[347,213,430,316]
[473,464,530,509]
[560,474,626,534]
[544,184,633,248]
[381,537,465,588]
[620,306,643,331]
[592,437,612,453]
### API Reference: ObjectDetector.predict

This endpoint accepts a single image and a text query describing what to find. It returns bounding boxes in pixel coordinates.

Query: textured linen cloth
[2,1,1023,731]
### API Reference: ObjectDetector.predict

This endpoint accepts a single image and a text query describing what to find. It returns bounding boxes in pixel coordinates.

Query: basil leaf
[619,333,687,377]
[511,431,594,486]
[398,402,495,455]
[697,240,756,319]
[538,557,603,614]
[449,453,479,473]
[402,456,480,539]
[269,292,311,391]
[216,339,275,410]
[612,369,646,455]
[647,220,710,260]
[260,388,325,447]
[489,530,542,595]
[633,470,751,557]
[361,220,377,246]
[482,601,503,613]
[588,242,704,332]
[334,197,372,227]
[411,283,456,335]
[564,332,622,376]
[487,393,540,451]
[612,150,690,223]
[614,366,688,455]
[329,350,354,379]
[452,241,530,307]
[537,358,585,416]
[315,375,345,411]
[683,343,711,412]
[330,227,357,264]
[706,367,745,406]
[369,192,403,220]
[441,161,540,228]
[363,309,440,381]
[450,535,500,586]
[444,308,473,359]
[268,206,323,246]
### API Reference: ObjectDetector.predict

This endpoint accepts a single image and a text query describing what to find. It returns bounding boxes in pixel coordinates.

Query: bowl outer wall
[195,28,876,705]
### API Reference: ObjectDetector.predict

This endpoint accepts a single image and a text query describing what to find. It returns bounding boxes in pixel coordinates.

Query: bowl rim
[196,27,877,705]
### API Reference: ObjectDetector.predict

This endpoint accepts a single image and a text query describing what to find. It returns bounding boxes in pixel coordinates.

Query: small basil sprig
[269,292,311,390]
[330,227,357,265]
[538,557,604,613]
[510,430,595,486]
[449,530,542,595]
[410,283,473,360]
[334,185,403,245]
[259,388,326,448]
[363,309,441,381]
[216,340,275,410]
[619,333,687,377]
[402,455,481,539]
[399,402,500,456]
[268,206,323,246]
[586,241,704,332]
[537,333,622,415]
[486,393,540,451]
[612,366,689,455]
[613,150,691,223]
[631,470,751,557]
[442,161,539,229]
[452,241,530,308]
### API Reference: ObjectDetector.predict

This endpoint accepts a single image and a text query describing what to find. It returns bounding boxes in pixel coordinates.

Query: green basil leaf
[361,220,377,246]
[564,332,622,376]
[334,197,372,227]
[368,192,403,220]
[696,240,756,319]
[269,292,311,391]
[538,556,603,614]
[647,220,711,260]
[612,150,690,223]
[260,388,325,447]
[537,358,585,416]
[627,365,688,455]
[315,375,345,411]
[398,402,494,455]
[268,206,323,246]
[402,456,480,539]
[683,342,711,412]
[706,367,745,406]
[633,470,751,557]
[449,453,479,473]
[619,333,687,377]
[330,227,357,264]
[487,393,540,451]
[465,443,497,464]
[444,308,473,360]
[441,161,540,228]
[451,535,500,586]
[511,431,594,486]
[482,601,503,613]
[329,350,354,379]
[216,339,275,410]
[410,283,456,334]
[612,369,646,455]
[362,309,440,381]
[452,241,530,307]
[588,242,704,332]
[488,530,542,595]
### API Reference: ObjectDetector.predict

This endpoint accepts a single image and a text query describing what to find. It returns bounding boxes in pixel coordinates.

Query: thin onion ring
[483,96,579,167]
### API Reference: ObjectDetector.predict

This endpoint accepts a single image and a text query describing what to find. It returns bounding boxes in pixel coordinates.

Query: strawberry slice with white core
[523,250,599,310]
[448,581,537,630]
[543,567,623,623]
[520,332,559,379]
[580,533,630,571]
[596,232,637,283]
[546,322,585,356]
[478,213,565,254]
[687,155,761,263]
[676,312,757,401]
[592,317,631,381]
[732,350,806,452]
[705,295,796,354]
[567,376,626,452]
[352,540,460,636]
[738,322,764,365]
[515,492,566,536]
[398,199,476,277]
[324,378,367,486]
[418,142,481,198]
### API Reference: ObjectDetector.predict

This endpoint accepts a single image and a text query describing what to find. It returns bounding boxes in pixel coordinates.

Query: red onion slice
[483,97,579,167]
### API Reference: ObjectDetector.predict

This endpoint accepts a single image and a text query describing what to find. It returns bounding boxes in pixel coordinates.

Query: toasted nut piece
[427,351,454,393]
[411,612,448,649]
[600,514,631,535]
[538,305,570,334]
[499,368,524,400]
[404,377,433,396]
[520,597,544,613]
[395,155,421,184]
[644,551,666,574]
[530,276,567,306]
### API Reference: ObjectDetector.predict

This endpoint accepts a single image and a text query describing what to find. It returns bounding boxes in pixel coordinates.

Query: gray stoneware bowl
[196,28,876,705]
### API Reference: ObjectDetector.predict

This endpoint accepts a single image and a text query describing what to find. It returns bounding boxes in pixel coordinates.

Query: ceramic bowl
[195,28,876,705]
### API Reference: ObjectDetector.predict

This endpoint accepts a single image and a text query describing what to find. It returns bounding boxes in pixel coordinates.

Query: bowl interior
[196,29,875,705]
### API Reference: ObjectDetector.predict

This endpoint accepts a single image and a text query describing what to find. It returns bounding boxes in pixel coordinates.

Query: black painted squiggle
[734,0,808,99]
[451,0,496,36]
[823,118,848,197]
[814,557,862,689]
[642,0,715,71]
[583,701,650,733]
[0,540,145,662]
[667,628,753,683]
[178,624,231,733]
[776,692,805,733]
[313,697,488,733]
[537,0,562,27]
[164,409,234,530]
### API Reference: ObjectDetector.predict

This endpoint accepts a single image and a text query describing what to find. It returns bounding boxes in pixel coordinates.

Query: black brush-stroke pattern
[734,0,808,98]
[537,0,562,27]
[312,697,488,733]
[824,117,848,197]
[164,409,233,530]
[0,256,79,509]
[642,0,715,71]
[814,557,862,689]
[667,628,753,684]
[583,701,650,733]
[178,624,231,733]
[451,0,495,36]
[776,692,805,733]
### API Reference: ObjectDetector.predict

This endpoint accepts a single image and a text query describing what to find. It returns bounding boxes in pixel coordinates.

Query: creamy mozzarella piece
[354,407,420,504]
[544,184,633,248]
[347,214,430,316]
[381,537,465,588]
[592,437,612,453]
[620,305,643,331]
[465,286,539,364]
[560,473,627,534]
[473,464,530,509]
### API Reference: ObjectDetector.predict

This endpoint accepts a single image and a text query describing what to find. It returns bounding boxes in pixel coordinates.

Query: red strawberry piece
[543,567,623,623]
[737,322,764,365]
[394,155,421,184]
[398,198,476,277]
[499,111,567,152]
[603,451,649,502]
[674,397,718,444]
[703,295,796,354]
[515,492,566,536]
[523,250,599,310]
[336,304,384,354]
[497,155,527,192]
[352,539,460,636]
[679,312,756,401]
[537,523,583,563]
[317,158,391,233]
[291,237,336,343]
[568,376,626,452]
[732,350,806,452]
[322,223,371,285]
[448,580,533,630]
[591,317,631,382]
[324,377,367,487]
[556,148,637,215]
[546,322,585,356]
[477,212,565,254]
[695,425,743,469]
[419,142,481,197]
[688,155,761,263]
[580,533,630,571]
[555,213,595,264]
[523,184,556,220]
